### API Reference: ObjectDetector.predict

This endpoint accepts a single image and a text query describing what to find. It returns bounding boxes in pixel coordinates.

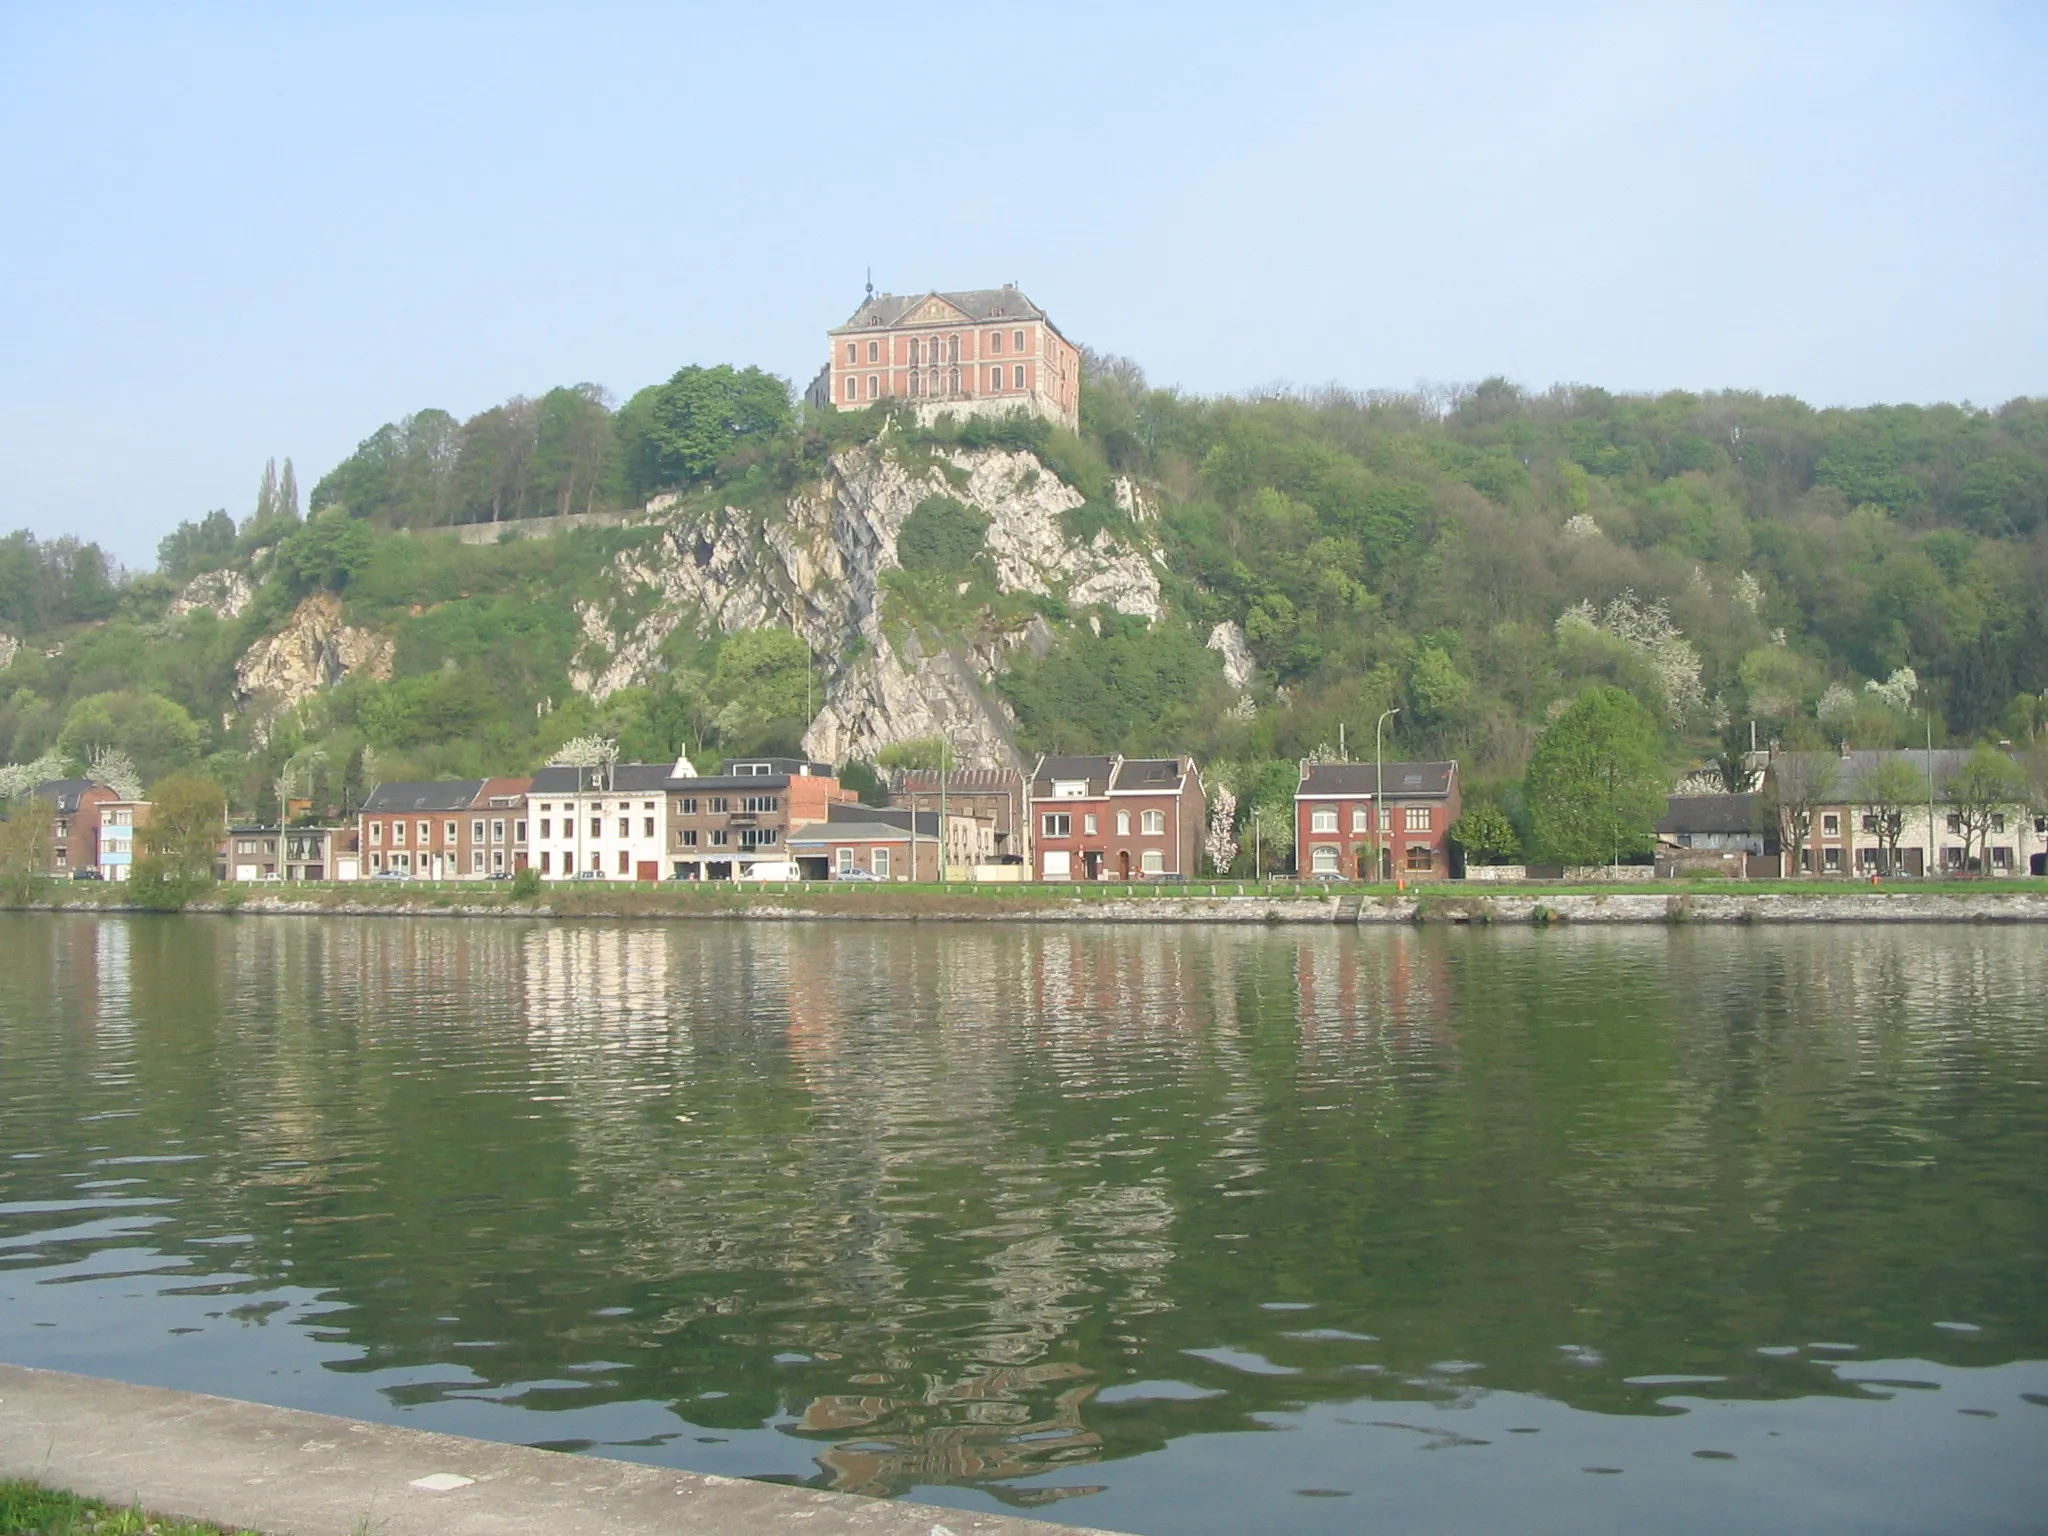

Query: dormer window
[1053,780,1088,799]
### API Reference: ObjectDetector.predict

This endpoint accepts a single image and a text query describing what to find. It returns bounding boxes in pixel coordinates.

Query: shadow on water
[1,915,2045,1533]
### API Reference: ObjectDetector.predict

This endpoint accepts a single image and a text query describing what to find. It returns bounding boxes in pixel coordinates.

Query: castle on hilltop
[816,283,1080,431]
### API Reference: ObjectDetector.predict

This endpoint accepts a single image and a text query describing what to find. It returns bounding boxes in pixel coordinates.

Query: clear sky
[2,1,2043,568]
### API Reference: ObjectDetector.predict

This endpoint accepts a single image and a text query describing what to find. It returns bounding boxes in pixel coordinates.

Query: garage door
[1043,850,1071,880]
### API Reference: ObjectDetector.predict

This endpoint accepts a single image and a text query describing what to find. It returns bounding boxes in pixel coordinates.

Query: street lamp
[1253,806,1263,883]
[1374,707,1400,883]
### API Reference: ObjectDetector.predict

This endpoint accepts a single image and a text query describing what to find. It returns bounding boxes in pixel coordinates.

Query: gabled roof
[1031,755,1117,797]
[833,286,1053,333]
[1297,761,1458,798]
[1770,749,1983,801]
[360,780,487,813]
[31,779,108,814]
[1658,794,1760,836]
[529,764,677,795]
[1110,758,1194,794]
[892,767,1022,794]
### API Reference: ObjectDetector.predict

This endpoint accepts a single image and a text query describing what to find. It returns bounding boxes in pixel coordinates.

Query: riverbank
[0,1364,1114,1536]
[10,879,2048,923]
[1,1480,244,1535]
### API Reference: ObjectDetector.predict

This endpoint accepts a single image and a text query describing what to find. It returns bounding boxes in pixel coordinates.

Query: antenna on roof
[865,266,874,301]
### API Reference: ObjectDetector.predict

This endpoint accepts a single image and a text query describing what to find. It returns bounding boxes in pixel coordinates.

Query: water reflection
[0,916,2045,1533]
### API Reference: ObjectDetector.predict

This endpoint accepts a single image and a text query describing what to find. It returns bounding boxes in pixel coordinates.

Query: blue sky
[2,2,2043,568]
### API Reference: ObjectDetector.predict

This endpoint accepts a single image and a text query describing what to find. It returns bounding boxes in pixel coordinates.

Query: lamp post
[1253,807,1263,884]
[1374,707,1400,883]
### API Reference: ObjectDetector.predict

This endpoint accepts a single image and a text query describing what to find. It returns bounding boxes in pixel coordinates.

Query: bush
[509,864,542,898]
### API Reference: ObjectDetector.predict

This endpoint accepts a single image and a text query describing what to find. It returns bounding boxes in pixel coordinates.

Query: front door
[1085,851,1104,880]
[1118,850,1131,879]
[636,861,658,882]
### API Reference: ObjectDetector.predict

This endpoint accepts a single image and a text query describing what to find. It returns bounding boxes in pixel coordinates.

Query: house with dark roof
[786,804,974,882]
[1764,748,2045,876]
[1294,761,1462,880]
[30,779,118,876]
[357,778,532,880]
[821,284,1080,429]
[1028,754,1204,881]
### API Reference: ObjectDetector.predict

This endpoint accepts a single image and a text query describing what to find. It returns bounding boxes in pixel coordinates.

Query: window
[873,847,891,879]
[710,797,729,813]
[617,817,629,838]
[1142,810,1166,835]
[867,339,880,363]
[1141,849,1165,874]
[1084,813,1098,835]
[990,366,1003,392]
[1943,846,1964,871]
[1013,364,1025,388]
[590,817,601,838]
[740,828,778,847]
[1823,847,1842,872]
[618,850,630,874]
[390,821,405,845]
[1406,845,1434,872]
[1043,812,1071,838]
[1822,814,1840,837]
[446,821,459,843]
[590,851,602,872]
[742,795,779,812]
[846,342,856,365]
[371,851,384,870]
[1858,847,1880,871]
[1116,811,1131,835]
[514,821,526,843]
[1992,846,2014,870]
[1403,807,1430,832]
[1946,813,1963,833]
[1862,814,1880,833]
[418,821,431,844]
[540,851,550,874]
[680,829,698,847]
[1352,806,1370,832]
[395,852,412,872]
[990,330,1003,353]
[1014,329,1025,351]
[1311,807,1338,833]
[540,818,551,839]
[644,801,655,810]
[845,376,858,401]
[471,850,484,872]
[643,816,655,837]
[711,830,728,846]
[678,797,697,814]
[838,847,853,873]
[486,819,500,843]
[1312,845,1340,873]
[1991,813,2006,833]
[867,374,879,399]
[1052,780,1087,798]
[949,366,960,393]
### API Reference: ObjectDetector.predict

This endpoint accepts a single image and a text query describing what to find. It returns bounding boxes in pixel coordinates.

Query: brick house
[220,824,282,881]
[664,756,855,881]
[888,767,1027,866]
[357,778,531,879]
[1768,748,2046,877]
[32,780,117,876]
[1294,761,1462,880]
[822,285,1081,429]
[787,806,972,882]
[1028,755,1205,881]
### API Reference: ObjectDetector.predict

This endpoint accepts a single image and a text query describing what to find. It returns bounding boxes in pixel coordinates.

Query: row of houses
[28,745,2043,885]
[25,752,1467,884]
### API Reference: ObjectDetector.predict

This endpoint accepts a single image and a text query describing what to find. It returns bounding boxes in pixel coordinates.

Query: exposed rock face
[235,591,394,710]
[1207,621,1256,691]
[0,631,17,674]
[168,569,253,621]
[568,444,1167,768]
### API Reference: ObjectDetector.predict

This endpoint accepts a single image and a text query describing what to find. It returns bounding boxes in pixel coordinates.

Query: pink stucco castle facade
[822,284,1080,430]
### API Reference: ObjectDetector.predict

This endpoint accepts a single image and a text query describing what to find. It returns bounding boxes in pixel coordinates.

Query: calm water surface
[1,915,2044,1533]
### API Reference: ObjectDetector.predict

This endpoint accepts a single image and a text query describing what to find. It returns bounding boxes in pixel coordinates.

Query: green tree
[1524,687,1668,866]
[274,511,376,591]
[136,772,226,891]
[158,510,238,582]
[0,794,55,901]
[57,691,202,785]
[1451,802,1520,865]
[629,365,792,491]
[709,628,812,755]
[1859,755,1925,875]
[1944,746,2027,874]
[896,497,991,574]
[1408,645,1470,723]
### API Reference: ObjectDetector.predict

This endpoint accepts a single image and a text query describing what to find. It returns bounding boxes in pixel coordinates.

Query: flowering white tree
[88,747,143,802]
[0,752,67,801]
[1734,571,1765,613]
[1866,667,1917,713]
[551,735,617,769]
[1555,590,1707,728]
[1816,684,1858,729]
[1205,785,1240,875]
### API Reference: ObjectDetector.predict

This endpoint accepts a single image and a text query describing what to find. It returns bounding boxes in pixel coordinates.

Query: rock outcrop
[235,591,393,710]
[0,631,17,674]
[168,569,253,621]
[567,444,1168,768]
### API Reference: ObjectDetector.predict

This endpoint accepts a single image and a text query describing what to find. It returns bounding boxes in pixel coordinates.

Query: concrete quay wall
[0,1363,1120,1536]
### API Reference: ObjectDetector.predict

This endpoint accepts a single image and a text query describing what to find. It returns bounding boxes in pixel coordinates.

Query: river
[1,914,2043,1533]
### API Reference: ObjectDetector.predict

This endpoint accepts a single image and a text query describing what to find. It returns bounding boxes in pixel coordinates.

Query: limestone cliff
[234,591,394,710]
[567,443,1165,768]
[167,569,253,621]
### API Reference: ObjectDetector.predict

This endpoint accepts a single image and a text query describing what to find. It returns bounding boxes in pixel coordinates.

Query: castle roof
[834,286,1054,332]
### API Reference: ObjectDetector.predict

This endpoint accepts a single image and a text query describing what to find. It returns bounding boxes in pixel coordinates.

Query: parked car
[371,869,411,882]
[573,870,607,881]
[835,868,885,882]
[486,870,514,881]
[70,867,104,881]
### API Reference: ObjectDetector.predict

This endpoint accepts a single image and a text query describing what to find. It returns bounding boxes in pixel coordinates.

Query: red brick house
[1028,754,1205,881]
[823,285,1081,429]
[1294,761,1461,880]
[889,766,1028,865]
[33,780,117,876]
[358,778,529,879]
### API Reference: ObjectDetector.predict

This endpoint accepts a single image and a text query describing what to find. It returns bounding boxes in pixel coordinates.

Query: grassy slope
[0,1481,249,1536]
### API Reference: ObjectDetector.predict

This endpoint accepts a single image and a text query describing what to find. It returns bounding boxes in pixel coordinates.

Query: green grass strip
[0,1480,254,1536]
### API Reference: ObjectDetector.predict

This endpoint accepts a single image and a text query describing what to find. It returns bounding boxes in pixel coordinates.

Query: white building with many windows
[527,762,678,881]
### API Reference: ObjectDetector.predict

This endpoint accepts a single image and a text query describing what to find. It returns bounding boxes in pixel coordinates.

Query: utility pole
[938,737,949,886]
[1254,807,1262,883]
[1375,707,1401,883]
[1926,711,1937,878]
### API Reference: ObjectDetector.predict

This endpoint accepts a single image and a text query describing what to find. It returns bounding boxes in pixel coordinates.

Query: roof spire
[865,266,874,301]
